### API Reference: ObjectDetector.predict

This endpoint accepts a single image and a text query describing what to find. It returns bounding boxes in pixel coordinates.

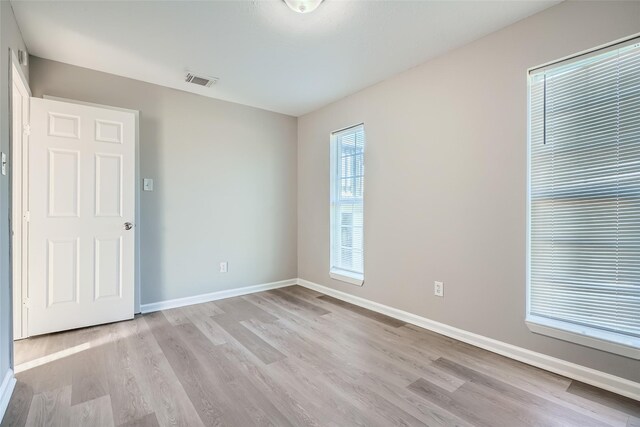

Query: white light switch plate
[219,262,228,273]
[1,153,6,176]
[143,178,154,191]
[434,281,444,297]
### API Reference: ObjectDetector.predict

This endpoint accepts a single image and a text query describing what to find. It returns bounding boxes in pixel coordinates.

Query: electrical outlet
[434,281,444,297]
[219,261,228,273]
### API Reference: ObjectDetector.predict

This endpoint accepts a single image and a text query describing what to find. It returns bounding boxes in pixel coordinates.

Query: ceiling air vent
[185,72,218,88]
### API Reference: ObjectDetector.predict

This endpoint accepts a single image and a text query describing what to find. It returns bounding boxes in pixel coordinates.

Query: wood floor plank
[123,316,205,427]
[70,344,110,405]
[15,342,75,395]
[163,300,225,326]
[568,381,640,418]
[145,311,249,426]
[248,292,465,392]
[161,307,191,326]
[267,289,331,316]
[173,320,295,427]
[322,369,427,427]
[247,294,463,392]
[13,335,49,366]
[24,386,71,427]
[106,321,154,426]
[402,324,573,393]
[241,317,336,373]
[212,314,286,364]
[0,381,33,427]
[267,357,389,427]
[281,285,325,299]
[213,340,322,427]
[234,316,394,426]
[249,291,334,325]
[398,324,607,416]
[317,294,407,327]
[451,337,572,390]
[463,380,583,427]
[353,368,473,426]
[409,377,527,427]
[242,317,460,426]
[117,412,160,427]
[70,395,115,427]
[433,358,609,427]
[214,297,278,323]
[184,305,228,345]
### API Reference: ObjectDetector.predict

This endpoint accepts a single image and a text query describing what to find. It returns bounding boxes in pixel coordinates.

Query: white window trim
[526,316,640,360]
[330,269,364,287]
[329,123,365,287]
[525,35,640,359]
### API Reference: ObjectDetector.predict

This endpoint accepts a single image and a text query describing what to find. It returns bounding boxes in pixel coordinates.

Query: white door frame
[10,51,31,340]
[42,95,142,314]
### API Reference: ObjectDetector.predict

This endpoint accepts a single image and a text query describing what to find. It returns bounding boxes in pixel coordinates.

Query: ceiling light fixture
[283,0,323,14]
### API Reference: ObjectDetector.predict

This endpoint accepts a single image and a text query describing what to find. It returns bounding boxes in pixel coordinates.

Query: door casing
[10,51,31,340]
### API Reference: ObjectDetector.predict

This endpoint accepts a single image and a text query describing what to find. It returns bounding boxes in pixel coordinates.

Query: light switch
[1,153,6,176]
[143,178,154,191]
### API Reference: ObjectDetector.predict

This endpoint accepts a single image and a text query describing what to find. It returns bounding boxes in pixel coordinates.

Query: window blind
[331,125,365,278]
[529,40,640,342]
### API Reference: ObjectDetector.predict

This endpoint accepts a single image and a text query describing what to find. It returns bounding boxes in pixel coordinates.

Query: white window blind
[330,124,365,283]
[528,39,640,352]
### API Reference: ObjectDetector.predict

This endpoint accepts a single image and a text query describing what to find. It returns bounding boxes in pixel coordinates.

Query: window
[527,38,640,358]
[330,124,365,286]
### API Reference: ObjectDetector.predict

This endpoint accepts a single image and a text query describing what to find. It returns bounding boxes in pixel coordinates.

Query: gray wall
[29,57,298,305]
[298,0,640,382]
[1,0,28,381]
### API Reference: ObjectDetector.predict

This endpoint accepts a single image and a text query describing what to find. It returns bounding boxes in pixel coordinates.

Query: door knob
[124,222,133,230]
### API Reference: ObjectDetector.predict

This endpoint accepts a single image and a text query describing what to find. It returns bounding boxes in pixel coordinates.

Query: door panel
[47,238,79,306]
[48,149,80,217]
[95,119,123,144]
[29,97,135,336]
[95,153,123,217]
[48,112,80,139]
[94,236,122,300]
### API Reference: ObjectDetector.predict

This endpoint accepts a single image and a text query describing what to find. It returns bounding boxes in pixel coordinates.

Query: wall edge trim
[0,369,16,423]
[140,278,297,313]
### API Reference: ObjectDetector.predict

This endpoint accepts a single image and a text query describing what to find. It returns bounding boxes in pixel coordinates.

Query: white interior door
[28,98,135,336]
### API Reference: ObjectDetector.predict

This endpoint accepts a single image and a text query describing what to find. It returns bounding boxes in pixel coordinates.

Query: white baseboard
[297,278,640,402]
[140,278,297,313]
[0,369,16,423]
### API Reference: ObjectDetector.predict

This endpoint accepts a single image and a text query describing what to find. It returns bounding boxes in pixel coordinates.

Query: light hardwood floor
[2,285,639,426]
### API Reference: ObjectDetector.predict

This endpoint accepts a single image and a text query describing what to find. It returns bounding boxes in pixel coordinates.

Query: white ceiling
[11,0,559,116]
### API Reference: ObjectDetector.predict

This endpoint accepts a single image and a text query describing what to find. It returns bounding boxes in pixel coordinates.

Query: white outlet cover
[434,281,444,297]
[219,262,228,273]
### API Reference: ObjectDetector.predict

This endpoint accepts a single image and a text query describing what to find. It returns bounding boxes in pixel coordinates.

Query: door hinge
[23,124,31,136]
[24,211,30,222]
